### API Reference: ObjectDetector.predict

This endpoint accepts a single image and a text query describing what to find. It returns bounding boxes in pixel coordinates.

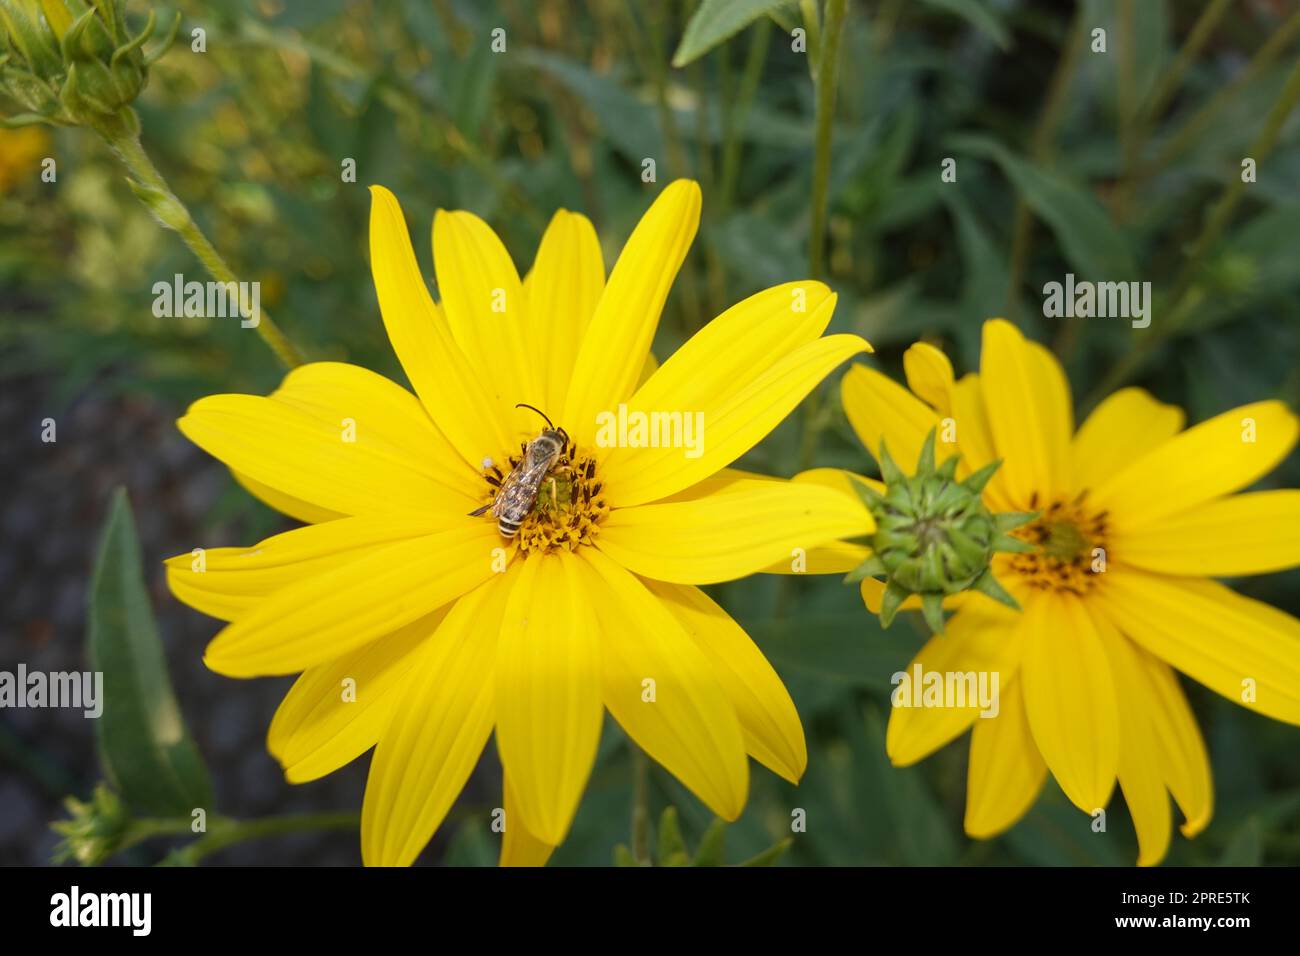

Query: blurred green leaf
[692,818,728,866]
[950,133,1137,279]
[860,705,959,865]
[673,0,793,67]
[739,837,793,866]
[1002,783,1127,866]
[1217,818,1262,866]
[657,806,690,865]
[443,817,496,866]
[88,488,213,817]
[919,0,1010,51]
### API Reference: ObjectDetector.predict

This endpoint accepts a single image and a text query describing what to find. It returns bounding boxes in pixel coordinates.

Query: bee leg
[548,476,559,511]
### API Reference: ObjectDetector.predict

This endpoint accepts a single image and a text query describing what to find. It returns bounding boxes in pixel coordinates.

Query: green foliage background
[2,0,1299,866]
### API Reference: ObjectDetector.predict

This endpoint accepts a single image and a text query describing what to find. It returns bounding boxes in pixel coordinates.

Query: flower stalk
[93,108,305,369]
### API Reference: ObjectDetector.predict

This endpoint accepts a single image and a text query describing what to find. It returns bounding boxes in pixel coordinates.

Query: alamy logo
[1042,273,1151,328]
[890,664,1000,717]
[0,665,102,718]
[594,404,705,459]
[50,886,151,936]
[152,273,261,328]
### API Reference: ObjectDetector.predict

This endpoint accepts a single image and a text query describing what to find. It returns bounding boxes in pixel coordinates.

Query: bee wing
[495,459,552,519]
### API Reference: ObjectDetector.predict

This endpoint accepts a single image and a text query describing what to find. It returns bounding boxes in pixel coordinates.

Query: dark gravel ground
[0,373,489,866]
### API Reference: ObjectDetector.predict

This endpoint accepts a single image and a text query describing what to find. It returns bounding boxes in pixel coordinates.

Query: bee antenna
[514,403,554,429]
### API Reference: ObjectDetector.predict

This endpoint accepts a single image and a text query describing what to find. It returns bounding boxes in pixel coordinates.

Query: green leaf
[949,133,1137,279]
[673,0,792,67]
[918,0,1010,51]
[739,837,793,866]
[1217,818,1262,866]
[656,806,690,866]
[88,488,213,817]
[859,706,959,864]
[692,818,728,866]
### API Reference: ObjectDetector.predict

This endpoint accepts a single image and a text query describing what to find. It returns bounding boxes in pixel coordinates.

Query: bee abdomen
[498,517,522,537]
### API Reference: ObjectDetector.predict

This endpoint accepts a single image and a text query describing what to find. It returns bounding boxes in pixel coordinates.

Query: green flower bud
[847,429,1036,634]
[50,783,132,866]
[0,0,178,129]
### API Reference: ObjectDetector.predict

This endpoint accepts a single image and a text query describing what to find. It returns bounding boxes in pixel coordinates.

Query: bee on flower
[166,180,873,866]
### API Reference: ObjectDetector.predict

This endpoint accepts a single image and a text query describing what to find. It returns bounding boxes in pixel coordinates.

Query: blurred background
[1,0,1298,866]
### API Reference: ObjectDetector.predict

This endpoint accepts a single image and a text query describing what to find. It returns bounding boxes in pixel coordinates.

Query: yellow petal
[1019,593,1118,813]
[646,580,806,783]
[271,361,483,506]
[754,468,876,572]
[1127,641,1214,837]
[562,180,701,446]
[165,515,436,622]
[1111,490,1300,576]
[1087,401,1299,531]
[1095,617,1173,866]
[602,333,870,505]
[1096,567,1300,725]
[758,540,869,574]
[203,522,503,677]
[368,185,514,467]
[978,319,1071,507]
[178,392,451,518]
[524,209,605,416]
[793,466,885,500]
[433,208,546,438]
[499,772,556,867]
[267,606,448,782]
[496,553,603,845]
[575,548,748,819]
[949,372,1015,511]
[885,598,1023,766]
[361,576,506,867]
[1070,387,1184,494]
[232,471,343,525]
[964,678,1046,838]
[637,350,659,388]
[840,361,941,473]
[596,477,871,585]
[598,279,838,496]
[903,341,954,416]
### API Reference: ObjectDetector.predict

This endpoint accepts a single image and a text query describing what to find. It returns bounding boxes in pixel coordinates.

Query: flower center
[476,438,608,554]
[1004,492,1109,594]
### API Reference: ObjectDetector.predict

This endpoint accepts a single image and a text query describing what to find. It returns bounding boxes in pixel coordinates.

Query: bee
[469,404,571,537]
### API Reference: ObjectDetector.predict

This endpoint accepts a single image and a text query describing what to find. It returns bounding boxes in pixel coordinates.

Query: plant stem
[1133,8,1300,185]
[808,0,847,281]
[1110,0,1233,223]
[1138,0,1232,129]
[167,812,359,865]
[114,810,358,865]
[1089,58,1300,406]
[630,744,651,865]
[1007,8,1085,329]
[800,0,849,454]
[718,17,771,216]
[93,109,304,370]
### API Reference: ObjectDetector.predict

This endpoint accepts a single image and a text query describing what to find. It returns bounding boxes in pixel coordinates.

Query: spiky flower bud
[847,429,1035,634]
[50,782,131,866]
[0,0,178,131]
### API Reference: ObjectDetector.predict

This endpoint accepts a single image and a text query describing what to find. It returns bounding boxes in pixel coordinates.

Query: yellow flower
[166,179,872,866]
[0,126,49,193]
[835,317,1300,866]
